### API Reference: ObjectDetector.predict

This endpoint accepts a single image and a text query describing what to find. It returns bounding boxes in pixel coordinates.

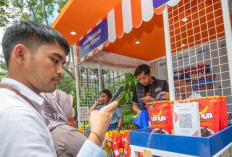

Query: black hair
[100,89,113,104]
[2,21,70,67]
[134,64,151,77]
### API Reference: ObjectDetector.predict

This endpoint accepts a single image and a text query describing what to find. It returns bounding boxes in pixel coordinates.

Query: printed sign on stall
[80,107,89,121]
[79,18,108,59]
[153,0,170,8]
[174,64,216,90]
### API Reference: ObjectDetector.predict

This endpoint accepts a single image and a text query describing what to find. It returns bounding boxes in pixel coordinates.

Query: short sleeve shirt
[96,104,123,124]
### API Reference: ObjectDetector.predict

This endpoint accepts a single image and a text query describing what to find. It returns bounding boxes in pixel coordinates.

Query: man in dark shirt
[132,64,169,114]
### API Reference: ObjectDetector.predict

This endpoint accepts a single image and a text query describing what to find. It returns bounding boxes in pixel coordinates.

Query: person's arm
[117,116,123,131]
[88,99,102,115]
[140,96,156,103]
[156,91,170,100]
[88,103,98,115]
[115,107,123,131]
[88,101,118,145]
[156,91,180,100]
[77,101,118,157]
[133,102,141,114]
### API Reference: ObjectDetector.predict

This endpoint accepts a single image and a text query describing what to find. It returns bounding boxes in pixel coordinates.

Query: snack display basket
[129,125,232,157]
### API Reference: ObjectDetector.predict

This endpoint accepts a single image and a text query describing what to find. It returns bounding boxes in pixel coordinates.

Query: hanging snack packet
[146,101,173,134]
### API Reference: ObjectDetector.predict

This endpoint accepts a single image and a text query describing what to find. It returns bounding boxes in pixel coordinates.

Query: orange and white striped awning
[52,0,181,64]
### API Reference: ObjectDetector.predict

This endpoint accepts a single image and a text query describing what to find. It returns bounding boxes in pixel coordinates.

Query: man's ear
[13,44,28,65]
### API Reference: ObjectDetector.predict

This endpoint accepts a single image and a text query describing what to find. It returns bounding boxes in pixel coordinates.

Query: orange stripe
[93,48,98,54]
[103,40,109,47]
[154,4,166,15]
[131,0,142,28]
[84,55,88,60]
[115,2,124,38]
[76,44,81,64]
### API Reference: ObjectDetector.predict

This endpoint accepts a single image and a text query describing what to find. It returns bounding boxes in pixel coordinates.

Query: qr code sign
[179,114,192,128]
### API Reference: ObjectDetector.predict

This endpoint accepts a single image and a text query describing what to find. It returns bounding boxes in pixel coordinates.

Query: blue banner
[79,18,108,59]
[153,0,170,8]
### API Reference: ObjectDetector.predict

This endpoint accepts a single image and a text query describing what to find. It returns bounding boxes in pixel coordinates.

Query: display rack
[129,125,232,157]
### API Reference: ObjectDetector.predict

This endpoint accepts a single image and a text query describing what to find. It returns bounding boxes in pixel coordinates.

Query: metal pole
[97,64,102,92]
[221,0,232,98]
[163,7,175,100]
[73,45,81,128]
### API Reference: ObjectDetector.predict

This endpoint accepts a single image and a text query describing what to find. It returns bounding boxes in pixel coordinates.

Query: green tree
[0,0,68,27]
[0,0,30,27]
[118,73,137,106]
[0,0,75,94]
[0,55,7,82]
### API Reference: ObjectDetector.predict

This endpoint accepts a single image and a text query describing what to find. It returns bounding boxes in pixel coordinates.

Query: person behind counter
[174,73,202,100]
[132,64,169,114]
[156,73,202,101]
[89,89,123,131]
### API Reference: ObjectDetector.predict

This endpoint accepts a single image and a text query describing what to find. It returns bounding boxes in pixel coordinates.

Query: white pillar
[163,7,175,100]
[97,64,102,92]
[221,0,232,97]
[73,45,81,128]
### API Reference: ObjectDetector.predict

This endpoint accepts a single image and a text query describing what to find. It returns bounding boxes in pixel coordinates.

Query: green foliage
[70,85,99,109]
[0,55,7,82]
[122,109,134,115]
[79,86,99,105]
[121,109,136,130]
[56,71,75,94]
[0,0,30,27]
[70,86,77,109]
[0,0,68,27]
[118,73,137,105]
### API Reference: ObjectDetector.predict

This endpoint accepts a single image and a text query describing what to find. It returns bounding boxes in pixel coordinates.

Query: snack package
[123,132,131,157]
[146,101,173,134]
[111,140,121,157]
[219,96,228,129]
[191,97,220,137]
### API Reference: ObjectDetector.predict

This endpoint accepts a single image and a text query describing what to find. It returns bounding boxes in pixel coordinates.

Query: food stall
[52,0,232,156]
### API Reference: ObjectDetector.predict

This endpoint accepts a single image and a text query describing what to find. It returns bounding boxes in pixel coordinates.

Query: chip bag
[146,101,173,134]
[192,96,220,137]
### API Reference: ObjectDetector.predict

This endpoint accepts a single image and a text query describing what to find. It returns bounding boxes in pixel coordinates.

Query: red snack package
[111,139,121,157]
[219,96,228,130]
[192,97,220,137]
[146,101,173,134]
[123,132,131,157]
[116,134,123,150]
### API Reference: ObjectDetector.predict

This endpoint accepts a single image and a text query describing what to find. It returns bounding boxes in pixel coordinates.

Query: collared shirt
[178,91,202,100]
[0,78,106,157]
[187,92,202,99]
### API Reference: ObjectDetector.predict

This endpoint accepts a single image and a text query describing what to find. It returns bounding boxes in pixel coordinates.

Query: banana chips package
[192,96,228,137]
[146,101,173,134]
[146,96,228,137]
